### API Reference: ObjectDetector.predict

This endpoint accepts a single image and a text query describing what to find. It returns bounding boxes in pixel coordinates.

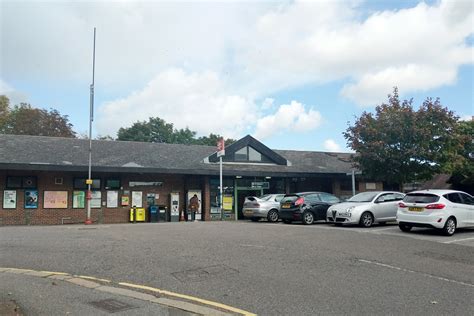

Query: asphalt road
[1,221,473,315]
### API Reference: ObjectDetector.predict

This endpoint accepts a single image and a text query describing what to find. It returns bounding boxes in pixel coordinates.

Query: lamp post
[85,27,96,225]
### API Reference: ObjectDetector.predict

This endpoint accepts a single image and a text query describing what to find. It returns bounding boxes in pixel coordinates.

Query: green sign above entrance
[251,182,269,189]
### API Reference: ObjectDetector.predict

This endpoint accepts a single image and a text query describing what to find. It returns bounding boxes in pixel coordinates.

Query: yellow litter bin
[130,207,146,222]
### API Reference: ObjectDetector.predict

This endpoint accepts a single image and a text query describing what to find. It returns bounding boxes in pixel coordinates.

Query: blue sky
[1,0,472,152]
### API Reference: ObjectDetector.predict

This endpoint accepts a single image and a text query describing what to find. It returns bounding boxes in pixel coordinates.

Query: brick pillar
[202,176,211,221]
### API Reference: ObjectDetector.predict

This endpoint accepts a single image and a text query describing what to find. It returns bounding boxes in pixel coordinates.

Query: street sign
[217,138,225,157]
[346,171,362,176]
[251,182,270,189]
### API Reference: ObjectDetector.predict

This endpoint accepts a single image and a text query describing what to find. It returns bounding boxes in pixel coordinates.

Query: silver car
[243,194,285,222]
[327,191,405,227]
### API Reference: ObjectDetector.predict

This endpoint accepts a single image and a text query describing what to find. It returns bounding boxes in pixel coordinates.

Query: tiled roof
[0,134,355,176]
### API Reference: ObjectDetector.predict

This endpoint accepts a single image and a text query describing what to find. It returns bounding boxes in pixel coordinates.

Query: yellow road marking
[77,275,111,283]
[41,271,69,275]
[119,282,257,316]
[1,267,256,315]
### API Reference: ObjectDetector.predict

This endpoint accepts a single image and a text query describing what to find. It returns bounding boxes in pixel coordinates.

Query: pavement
[1,221,473,315]
[0,267,237,315]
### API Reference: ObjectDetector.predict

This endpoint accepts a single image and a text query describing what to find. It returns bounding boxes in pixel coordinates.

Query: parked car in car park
[279,192,341,225]
[397,189,474,236]
[326,191,405,227]
[242,194,285,222]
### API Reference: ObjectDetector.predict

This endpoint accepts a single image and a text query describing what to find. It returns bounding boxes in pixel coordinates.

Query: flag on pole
[217,138,225,157]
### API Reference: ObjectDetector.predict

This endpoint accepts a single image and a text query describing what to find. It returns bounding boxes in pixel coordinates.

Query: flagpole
[85,27,96,225]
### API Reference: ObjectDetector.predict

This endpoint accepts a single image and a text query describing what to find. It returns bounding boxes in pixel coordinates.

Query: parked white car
[397,189,474,236]
[327,191,405,227]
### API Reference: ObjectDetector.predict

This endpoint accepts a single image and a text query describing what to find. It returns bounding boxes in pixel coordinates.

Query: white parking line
[358,259,474,288]
[443,237,474,244]
[241,244,286,250]
[369,227,397,232]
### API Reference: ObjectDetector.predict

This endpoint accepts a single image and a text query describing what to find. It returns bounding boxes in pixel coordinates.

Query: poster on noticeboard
[24,190,39,209]
[44,191,68,209]
[3,190,17,209]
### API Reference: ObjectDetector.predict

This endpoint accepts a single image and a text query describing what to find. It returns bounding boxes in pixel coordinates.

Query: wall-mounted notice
[131,191,143,207]
[3,190,17,209]
[107,191,118,208]
[73,191,85,208]
[44,191,68,209]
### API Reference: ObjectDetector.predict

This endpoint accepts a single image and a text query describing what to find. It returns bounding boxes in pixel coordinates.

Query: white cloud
[98,70,323,139]
[324,139,342,152]
[0,79,28,104]
[460,115,473,121]
[341,64,458,105]
[97,68,256,138]
[2,0,473,137]
[254,101,322,140]
[0,1,269,90]
[261,98,274,110]
[238,0,473,104]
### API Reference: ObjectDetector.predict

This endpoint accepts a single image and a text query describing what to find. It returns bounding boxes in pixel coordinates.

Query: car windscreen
[258,195,272,201]
[347,192,379,202]
[403,193,439,203]
[280,195,298,203]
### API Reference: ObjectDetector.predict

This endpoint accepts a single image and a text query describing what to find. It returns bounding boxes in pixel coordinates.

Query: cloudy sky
[1,0,472,152]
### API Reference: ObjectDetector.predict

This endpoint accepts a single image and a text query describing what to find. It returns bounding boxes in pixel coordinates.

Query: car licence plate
[409,207,423,212]
[281,204,291,209]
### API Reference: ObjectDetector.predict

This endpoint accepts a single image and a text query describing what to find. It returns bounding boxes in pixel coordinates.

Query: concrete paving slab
[66,277,101,289]
[95,285,158,302]
[48,274,72,280]
[154,297,230,316]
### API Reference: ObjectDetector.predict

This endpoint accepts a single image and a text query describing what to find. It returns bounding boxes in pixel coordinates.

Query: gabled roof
[0,134,355,177]
[207,135,288,165]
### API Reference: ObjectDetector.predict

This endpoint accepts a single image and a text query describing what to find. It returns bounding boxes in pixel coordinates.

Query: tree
[117,116,235,146]
[449,120,474,193]
[0,95,76,138]
[194,133,236,146]
[344,88,463,190]
[0,95,9,132]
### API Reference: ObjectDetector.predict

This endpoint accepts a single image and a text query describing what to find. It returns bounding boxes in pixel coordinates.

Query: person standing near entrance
[189,194,200,221]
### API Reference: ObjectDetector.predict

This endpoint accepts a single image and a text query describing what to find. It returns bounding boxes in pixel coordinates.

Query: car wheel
[398,223,412,232]
[442,217,456,236]
[302,211,314,225]
[283,219,292,224]
[250,217,260,222]
[359,212,374,227]
[267,210,279,223]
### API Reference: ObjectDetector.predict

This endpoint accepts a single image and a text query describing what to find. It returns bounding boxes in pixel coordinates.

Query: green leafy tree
[344,88,463,190]
[117,116,235,146]
[0,95,76,138]
[0,95,9,132]
[449,120,474,193]
[195,133,236,146]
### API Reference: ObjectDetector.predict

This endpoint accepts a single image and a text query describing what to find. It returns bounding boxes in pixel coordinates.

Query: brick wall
[0,170,209,226]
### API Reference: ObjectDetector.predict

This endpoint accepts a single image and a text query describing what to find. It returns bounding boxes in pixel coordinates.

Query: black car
[279,192,341,225]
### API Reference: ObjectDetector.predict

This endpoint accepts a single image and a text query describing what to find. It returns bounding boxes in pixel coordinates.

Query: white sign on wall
[132,191,143,208]
[3,190,17,209]
[107,191,118,208]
